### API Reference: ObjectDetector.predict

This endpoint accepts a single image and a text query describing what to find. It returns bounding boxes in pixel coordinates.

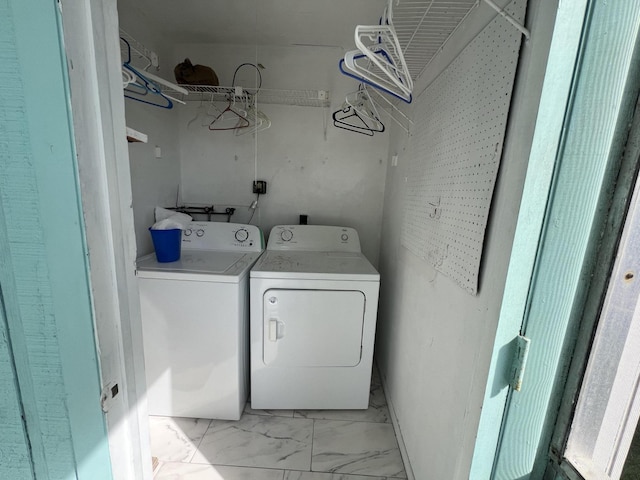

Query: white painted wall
[126,107,181,256]
[169,43,389,264]
[118,2,182,256]
[375,1,558,478]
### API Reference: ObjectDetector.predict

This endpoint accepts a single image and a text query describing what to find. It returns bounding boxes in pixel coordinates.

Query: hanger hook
[120,37,132,65]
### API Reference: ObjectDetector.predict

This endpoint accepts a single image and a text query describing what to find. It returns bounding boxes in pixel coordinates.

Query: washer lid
[137,251,262,282]
[250,250,379,281]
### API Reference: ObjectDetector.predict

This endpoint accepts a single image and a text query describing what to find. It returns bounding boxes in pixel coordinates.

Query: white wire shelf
[120,29,158,71]
[392,0,479,81]
[392,0,530,82]
[177,85,331,108]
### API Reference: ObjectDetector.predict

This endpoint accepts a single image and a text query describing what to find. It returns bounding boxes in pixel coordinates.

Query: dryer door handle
[268,319,285,341]
[269,318,278,342]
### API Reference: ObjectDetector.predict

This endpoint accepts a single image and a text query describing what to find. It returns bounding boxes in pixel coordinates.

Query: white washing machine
[250,225,380,410]
[136,222,264,420]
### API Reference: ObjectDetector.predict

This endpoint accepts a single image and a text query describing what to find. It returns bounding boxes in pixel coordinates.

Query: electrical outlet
[253,180,267,194]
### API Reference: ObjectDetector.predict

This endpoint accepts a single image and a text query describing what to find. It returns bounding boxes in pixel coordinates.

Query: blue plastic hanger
[339,54,412,104]
[121,38,173,109]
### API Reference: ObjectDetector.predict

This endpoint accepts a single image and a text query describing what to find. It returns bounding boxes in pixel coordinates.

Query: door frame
[58,0,152,478]
[471,0,640,478]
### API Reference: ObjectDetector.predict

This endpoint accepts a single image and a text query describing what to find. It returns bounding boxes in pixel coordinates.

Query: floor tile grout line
[184,459,288,474]
[294,416,391,425]
[283,469,403,479]
[187,418,212,463]
[242,409,393,426]
[310,418,316,472]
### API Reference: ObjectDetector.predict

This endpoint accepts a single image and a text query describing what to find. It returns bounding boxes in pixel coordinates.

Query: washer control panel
[268,225,361,253]
[182,222,264,251]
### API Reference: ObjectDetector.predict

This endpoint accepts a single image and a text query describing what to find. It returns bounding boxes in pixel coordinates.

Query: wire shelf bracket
[483,0,531,40]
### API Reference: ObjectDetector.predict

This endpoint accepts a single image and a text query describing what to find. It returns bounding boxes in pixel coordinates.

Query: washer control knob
[196,229,205,237]
[341,233,349,241]
[184,229,192,236]
[235,228,249,242]
[280,229,293,242]
[269,297,278,305]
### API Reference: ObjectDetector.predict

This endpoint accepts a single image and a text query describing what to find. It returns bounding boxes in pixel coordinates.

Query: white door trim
[58,0,152,478]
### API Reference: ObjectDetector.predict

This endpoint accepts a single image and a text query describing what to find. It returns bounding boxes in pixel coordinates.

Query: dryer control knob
[268,297,278,305]
[341,233,349,241]
[184,229,192,236]
[280,229,293,242]
[196,229,205,237]
[235,228,249,242]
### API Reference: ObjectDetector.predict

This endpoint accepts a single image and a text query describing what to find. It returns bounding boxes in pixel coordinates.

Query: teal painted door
[0,292,34,480]
[0,0,114,478]
[491,1,640,478]
[469,1,589,476]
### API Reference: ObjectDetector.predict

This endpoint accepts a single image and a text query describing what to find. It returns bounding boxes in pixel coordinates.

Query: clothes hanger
[121,38,174,109]
[206,63,264,132]
[122,68,136,88]
[333,107,375,136]
[123,68,173,109]
[345,85,385,131]
[332,104,383,136]
[208,96,251,131]
[338,0,413,103]
[376,0,411,90]
[340,52,412,103]
[235,106,271,136]
[196,97,225,127]
[354,25,413,96]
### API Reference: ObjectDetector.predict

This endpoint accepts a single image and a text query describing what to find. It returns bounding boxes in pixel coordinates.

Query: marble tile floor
[152,369,407,480]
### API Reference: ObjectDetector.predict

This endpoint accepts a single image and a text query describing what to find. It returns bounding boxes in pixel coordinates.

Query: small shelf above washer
[126,126,148,143]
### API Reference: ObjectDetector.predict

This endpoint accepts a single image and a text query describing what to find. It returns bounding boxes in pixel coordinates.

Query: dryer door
[263,289,365,367]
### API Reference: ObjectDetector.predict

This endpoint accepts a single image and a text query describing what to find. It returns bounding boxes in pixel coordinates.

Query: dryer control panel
[267,225,361,253]
[182,222,264,251]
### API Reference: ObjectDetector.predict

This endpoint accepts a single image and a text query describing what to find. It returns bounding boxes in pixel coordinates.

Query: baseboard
[379,366,416,480]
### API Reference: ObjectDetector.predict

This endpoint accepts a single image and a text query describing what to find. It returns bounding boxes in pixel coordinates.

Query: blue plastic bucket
[149,228,182,262]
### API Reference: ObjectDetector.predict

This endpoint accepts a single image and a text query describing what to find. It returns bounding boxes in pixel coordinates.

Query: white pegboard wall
[401,0,527,295]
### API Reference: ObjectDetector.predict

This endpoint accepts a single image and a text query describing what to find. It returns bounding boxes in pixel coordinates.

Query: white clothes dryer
[250,225,380,410]
[136,222,264,420]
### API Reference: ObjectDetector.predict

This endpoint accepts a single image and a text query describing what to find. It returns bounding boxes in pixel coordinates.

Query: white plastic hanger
[121,37,187,108]
[340,0,413,102]
[354,24,412,96]
[342,48,412,103]
[236,106,271,136]
[345,86,385,132]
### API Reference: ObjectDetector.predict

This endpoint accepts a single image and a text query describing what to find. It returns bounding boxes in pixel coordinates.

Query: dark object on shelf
[174,58,219,86]
[299,215,308,225]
